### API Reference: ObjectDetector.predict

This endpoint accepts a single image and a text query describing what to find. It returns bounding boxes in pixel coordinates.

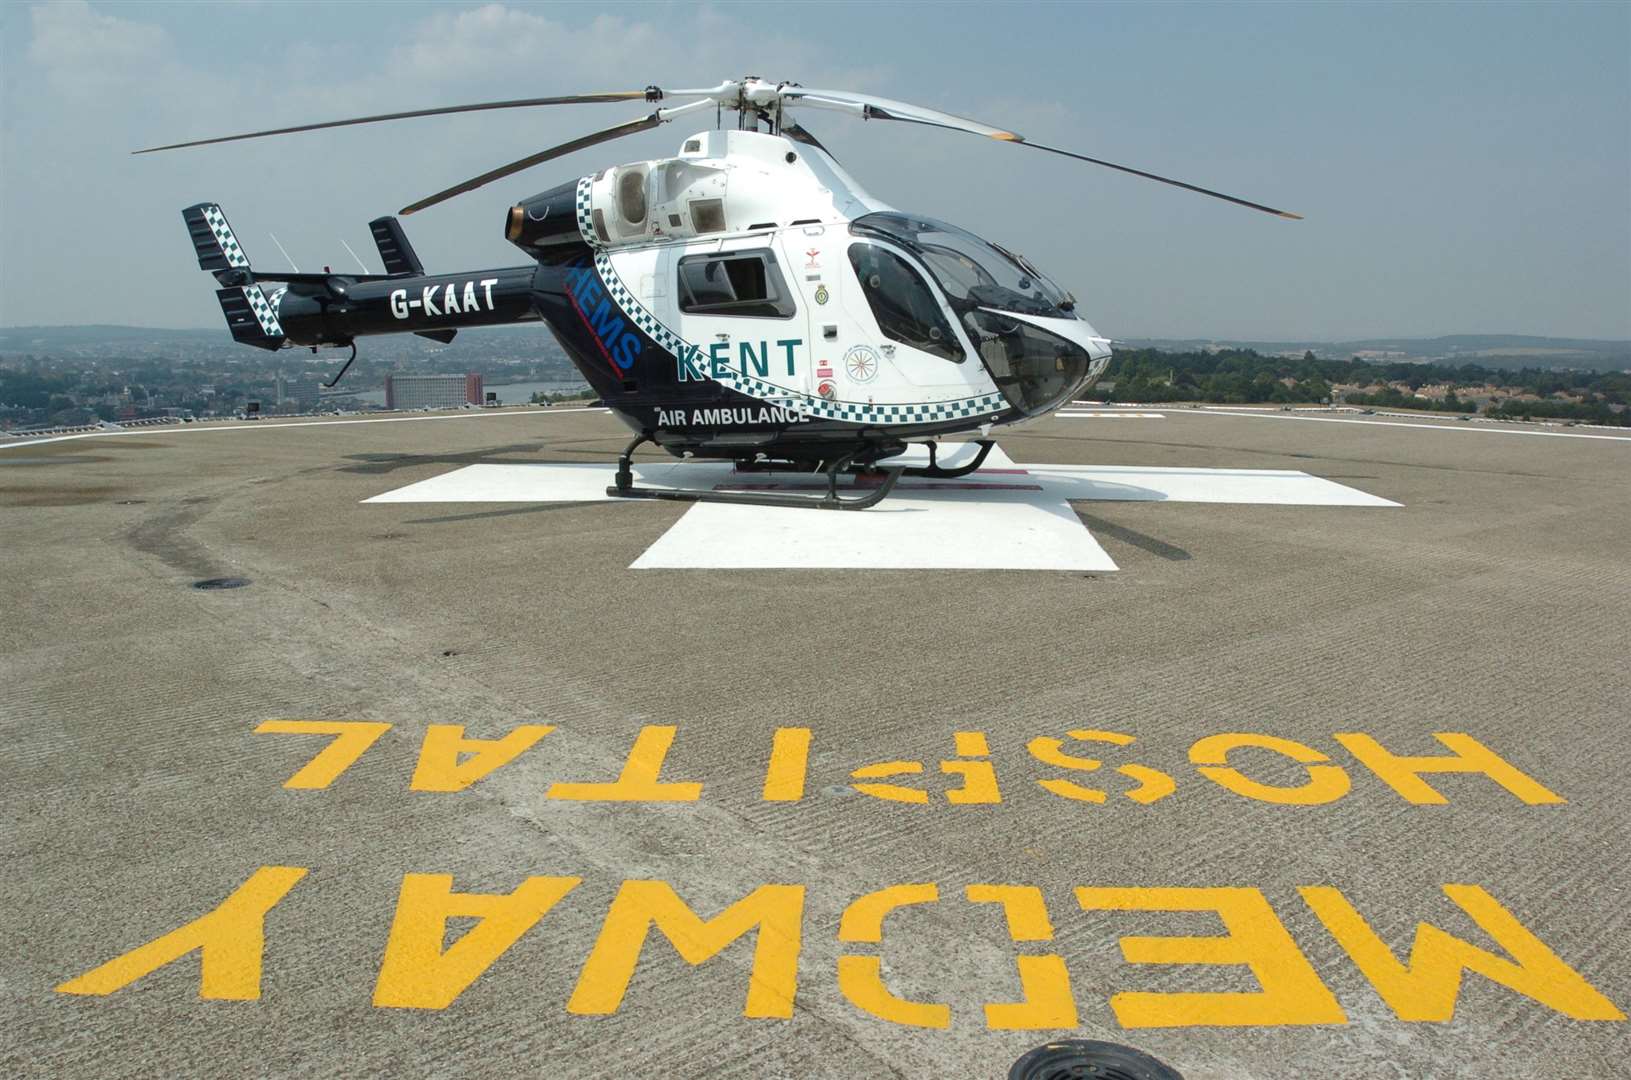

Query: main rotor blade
[132,90,677,154]
[784,87,1019,140]
[780,117,830,155]
[786,87,1301,219]
[398,98,714,216]
[400,114,658,216]
[1010,139,1302,220]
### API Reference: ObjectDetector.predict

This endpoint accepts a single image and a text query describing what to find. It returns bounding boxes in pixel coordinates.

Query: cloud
[13,1,1619,337]
[386,6,663,85]
[27,0,169,95]
[1,1,904,328]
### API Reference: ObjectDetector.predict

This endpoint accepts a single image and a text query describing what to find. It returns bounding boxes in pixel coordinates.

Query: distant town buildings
[0,327,585,431]
[384,372,483,410]
[273,372,320,412]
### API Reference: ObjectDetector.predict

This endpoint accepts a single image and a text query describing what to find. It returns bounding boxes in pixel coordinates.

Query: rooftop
[4,405,1628,1077]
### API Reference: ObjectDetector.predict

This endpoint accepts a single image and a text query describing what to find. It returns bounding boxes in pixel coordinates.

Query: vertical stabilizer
[369,216,426,276]
[185,203,285,350]
[183,203,253,279]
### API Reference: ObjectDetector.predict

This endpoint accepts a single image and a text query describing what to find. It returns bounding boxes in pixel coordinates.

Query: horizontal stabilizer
[414,329,458,344]
[249,269,397,284]
[215,284,286,350]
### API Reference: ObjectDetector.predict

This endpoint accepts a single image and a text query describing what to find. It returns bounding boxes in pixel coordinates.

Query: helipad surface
[3,406,1628,1078]
[362,444,1397,571]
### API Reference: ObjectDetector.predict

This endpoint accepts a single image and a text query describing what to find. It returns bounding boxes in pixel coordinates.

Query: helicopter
[146,77,1299,509]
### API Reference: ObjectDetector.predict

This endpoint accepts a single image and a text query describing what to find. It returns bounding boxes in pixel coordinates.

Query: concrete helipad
[3,405,1628,1079]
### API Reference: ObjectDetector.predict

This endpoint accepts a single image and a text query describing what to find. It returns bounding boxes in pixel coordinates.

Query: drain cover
[1008,1040,1183,1080]
[191,577,250,590]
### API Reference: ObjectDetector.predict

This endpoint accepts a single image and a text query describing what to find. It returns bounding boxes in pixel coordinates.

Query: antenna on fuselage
[268,232,299,272]
[339,238,371,275]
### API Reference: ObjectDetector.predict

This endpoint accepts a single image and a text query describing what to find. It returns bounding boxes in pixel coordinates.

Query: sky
[1,0,1627,341]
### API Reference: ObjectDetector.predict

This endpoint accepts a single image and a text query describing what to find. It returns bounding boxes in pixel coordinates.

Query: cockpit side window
[677,250,796,319]
[846,243,963,362]
[850,212,1073,319]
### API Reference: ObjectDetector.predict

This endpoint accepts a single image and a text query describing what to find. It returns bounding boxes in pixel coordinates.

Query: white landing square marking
[364,444,1397,570]
[361,461,733,504]
[1056,412,1166,419]
[1018,464,1401,507]
[632,485,1114,570]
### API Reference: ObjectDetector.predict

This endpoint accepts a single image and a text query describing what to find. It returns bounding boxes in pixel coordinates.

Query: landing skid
[607,434,905,510]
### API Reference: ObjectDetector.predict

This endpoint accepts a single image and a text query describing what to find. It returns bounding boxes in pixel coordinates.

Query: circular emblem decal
[817,380,836,400]
[843,345,880,384]
[814,284,829,305]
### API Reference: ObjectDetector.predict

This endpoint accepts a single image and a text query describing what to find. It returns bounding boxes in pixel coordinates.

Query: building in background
[273,373,322,413]
[384,373,483,410]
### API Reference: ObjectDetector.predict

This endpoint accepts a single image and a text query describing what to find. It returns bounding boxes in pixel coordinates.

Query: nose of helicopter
[1018,311,1113,364]
[977,308,1114,413]
[1051,314,1114,383]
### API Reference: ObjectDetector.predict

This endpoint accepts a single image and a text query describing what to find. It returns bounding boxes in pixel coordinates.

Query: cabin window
[677,250,797,319]
[847,243,963,361]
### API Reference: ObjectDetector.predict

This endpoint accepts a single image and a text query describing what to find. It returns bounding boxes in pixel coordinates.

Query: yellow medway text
[253,724,1563,808]
[374,874,580,1008]
[1076,886,1345,1027]
[568,880,803,1018]
[56,866,307,1000]
[57,871,1622,1029]
[838,883,949,1026]
[1300,884,1622,1021]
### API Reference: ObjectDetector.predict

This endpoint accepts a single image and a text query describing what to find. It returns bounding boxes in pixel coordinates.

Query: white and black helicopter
[146,76,1299,508]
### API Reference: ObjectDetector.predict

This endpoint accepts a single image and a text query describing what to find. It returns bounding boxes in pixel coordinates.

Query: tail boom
[274,266,541,349]
[183,202,539,351]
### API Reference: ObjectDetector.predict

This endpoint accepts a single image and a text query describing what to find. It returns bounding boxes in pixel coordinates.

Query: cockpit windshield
[850,211,1092,416]
[849,212,1072,318]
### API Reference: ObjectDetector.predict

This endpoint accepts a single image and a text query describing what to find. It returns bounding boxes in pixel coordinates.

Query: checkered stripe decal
[594,253,1007,426]
[575,177,599,248]
[203,205,249,268]
[243,284,284,337]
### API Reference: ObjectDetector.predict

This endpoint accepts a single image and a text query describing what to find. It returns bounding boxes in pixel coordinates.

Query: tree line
[1098,349,1629,426]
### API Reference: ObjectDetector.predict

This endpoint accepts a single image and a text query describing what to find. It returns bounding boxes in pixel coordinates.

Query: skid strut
[607,434,904,510]
[907,439,995,479]
[320,342,358,389]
